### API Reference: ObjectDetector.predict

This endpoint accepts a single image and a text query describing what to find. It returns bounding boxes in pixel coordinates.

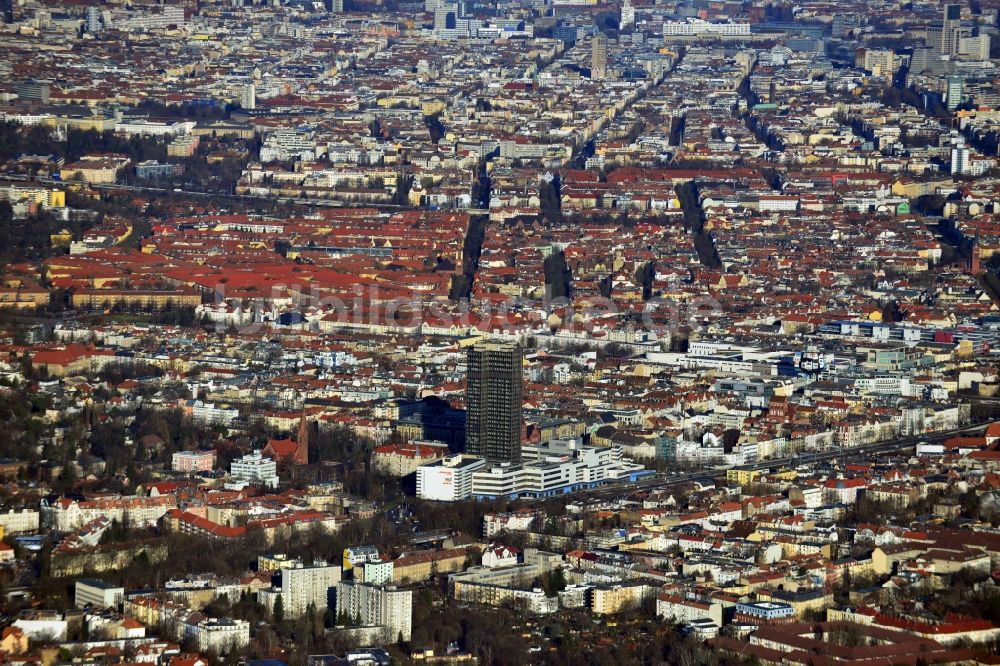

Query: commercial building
[946,76,964,111]
[465,340,523,464]
[417,438,648,501]
[661,19,751,37]
[861,49,895,78]
[592,34,608,80]
[416,455,487,501]
[13,80,50,104]
[939,4,963,58]
[75,579,125,610]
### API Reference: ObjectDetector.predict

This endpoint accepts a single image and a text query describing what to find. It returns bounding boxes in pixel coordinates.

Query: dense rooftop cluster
[3,0,1000,664]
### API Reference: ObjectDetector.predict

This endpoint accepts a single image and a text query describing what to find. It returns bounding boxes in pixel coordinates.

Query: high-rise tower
[465,340,523,464]
[941,3,963,57]
[592,33,608,80]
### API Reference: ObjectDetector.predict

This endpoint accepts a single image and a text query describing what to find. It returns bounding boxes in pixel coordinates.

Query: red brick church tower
[262,410,309,465]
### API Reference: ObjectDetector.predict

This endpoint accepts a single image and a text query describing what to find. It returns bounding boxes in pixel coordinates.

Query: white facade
[357,560,395,586]
[189,401,239,426]
[418,440,646,500]
[0,508,40,534]
[656,595,723,626]
[416,455,486,501]
[230,451,279,489]
[75,579,125,610]
[43,496,176,533]
[258,563,341,619]
[951,145,971,175]
[114,120,196,137]
[335,582,412,643]
[185,617,250,653]
[662,20,750,36]
[12,619,68,641]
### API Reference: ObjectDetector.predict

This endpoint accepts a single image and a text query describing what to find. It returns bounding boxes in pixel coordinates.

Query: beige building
[590,582,654,614]
[71,289,202,312]
[60,155,130,184]
[393,548,470,584]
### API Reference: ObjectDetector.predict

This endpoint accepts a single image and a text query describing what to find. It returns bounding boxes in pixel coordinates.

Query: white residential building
[188,401,239,427]
[42,496,177,533]
[357,560,395,586]
[656,594,723,626]
[229,451,279,489]
[0,508,40,534]
[258,562,341,619]
[183,617,250,653]
[335,582,412,643]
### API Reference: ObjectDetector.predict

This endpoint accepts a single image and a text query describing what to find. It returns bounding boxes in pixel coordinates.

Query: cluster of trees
[0,121,64,161]
[0,379,52,465]
[0,202,63,263]
[408,600,530,665]
[63,128,166,164]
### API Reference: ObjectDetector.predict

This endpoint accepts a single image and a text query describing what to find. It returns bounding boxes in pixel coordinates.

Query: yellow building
[60,156,130,184]
[0,626,28,655]
[71,289,201,311]
[755,588,833,619]
[770,469,798,481]
[0,279,49,309]
[393,548,469,584]
[258,554,300,572]
[727,469,759,485]
[590,582,652,614]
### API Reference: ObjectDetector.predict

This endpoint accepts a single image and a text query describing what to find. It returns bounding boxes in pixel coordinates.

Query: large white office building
[416,439,648,501]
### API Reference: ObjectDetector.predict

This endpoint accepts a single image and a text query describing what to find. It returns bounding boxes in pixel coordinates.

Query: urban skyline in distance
[4,0,1000,664]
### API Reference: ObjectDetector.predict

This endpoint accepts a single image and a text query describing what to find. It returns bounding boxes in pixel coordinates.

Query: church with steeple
[262,411,309,466]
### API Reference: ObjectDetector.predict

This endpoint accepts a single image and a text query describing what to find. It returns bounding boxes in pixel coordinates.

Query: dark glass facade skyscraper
[465,340,522,464]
